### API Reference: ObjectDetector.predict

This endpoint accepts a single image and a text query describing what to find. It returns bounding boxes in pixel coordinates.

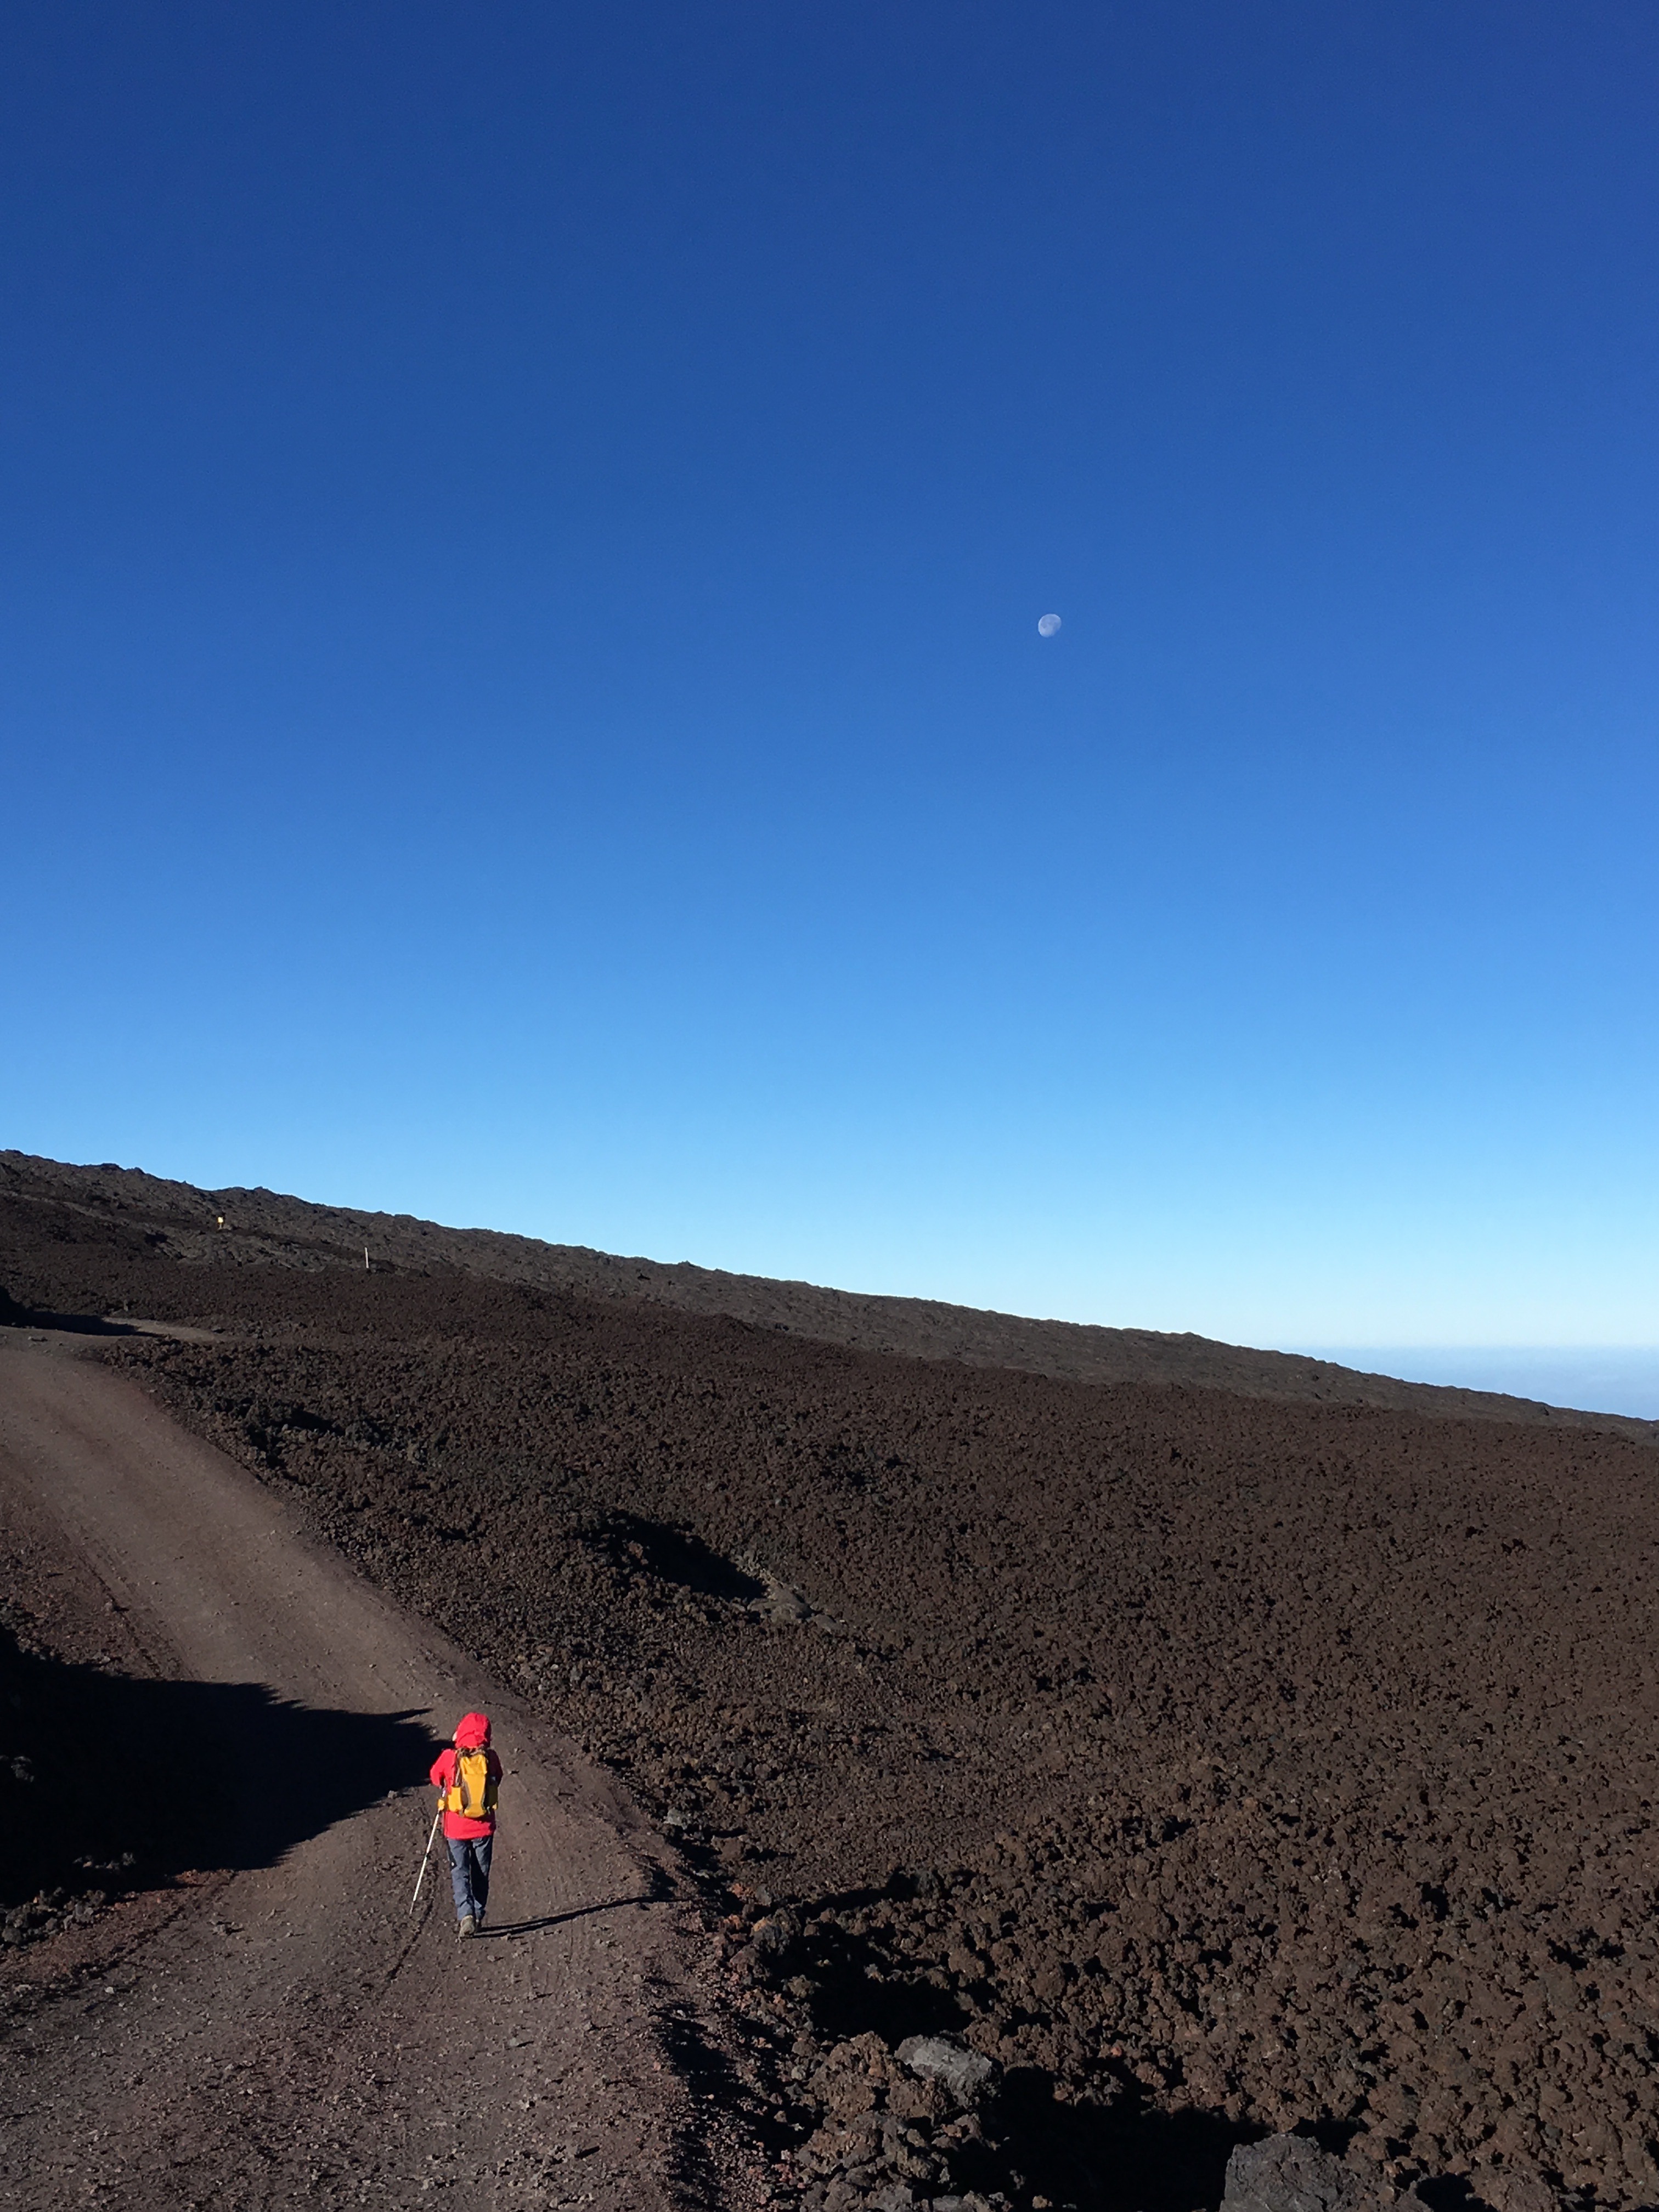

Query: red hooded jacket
[430,1712,502,1840]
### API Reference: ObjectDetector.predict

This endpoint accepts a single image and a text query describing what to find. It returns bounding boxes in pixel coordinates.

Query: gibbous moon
[1037,612,1062,637]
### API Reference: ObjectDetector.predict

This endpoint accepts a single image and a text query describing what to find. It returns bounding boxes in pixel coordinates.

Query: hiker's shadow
[477,1897,642,1939]
[479,1865,674,1939]
[0,1618,438,1905]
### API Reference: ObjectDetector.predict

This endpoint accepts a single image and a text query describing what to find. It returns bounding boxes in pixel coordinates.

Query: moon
[1037,612,1061,637]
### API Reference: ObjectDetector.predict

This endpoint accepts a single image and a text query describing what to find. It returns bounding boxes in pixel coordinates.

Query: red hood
[454,1711,491,1750]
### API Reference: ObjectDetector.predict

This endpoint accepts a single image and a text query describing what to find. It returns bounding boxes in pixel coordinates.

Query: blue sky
[4,2,1657,1376]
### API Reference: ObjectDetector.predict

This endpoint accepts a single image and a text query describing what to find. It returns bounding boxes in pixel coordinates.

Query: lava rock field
[5,1178,1659,2212]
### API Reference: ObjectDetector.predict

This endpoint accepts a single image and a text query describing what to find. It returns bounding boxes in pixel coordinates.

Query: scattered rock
[1223,2134,1419,2212]
[895,2035,997,2110]
[752,1580,812,1623]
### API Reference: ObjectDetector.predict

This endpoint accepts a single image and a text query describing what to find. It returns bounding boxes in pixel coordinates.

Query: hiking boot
[457,1915,476,1938]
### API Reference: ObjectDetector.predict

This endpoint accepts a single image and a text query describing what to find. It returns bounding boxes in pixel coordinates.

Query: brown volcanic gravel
[7,1190,1659,2211]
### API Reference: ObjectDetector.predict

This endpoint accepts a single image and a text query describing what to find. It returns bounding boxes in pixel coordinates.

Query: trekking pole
[409,1806,442,1918]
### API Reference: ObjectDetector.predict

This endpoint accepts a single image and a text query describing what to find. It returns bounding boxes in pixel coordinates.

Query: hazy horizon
[1295,1345,1659,1422]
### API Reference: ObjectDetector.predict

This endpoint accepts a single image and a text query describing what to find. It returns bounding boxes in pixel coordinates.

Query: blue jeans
[447,1833,493,1924]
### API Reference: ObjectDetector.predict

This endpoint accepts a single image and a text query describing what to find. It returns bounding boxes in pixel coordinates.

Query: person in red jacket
[428,1711,502,1937]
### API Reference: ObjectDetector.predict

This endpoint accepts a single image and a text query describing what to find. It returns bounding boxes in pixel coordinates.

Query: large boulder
[1223,2134,1419,2212]
[895,2034,997,2109]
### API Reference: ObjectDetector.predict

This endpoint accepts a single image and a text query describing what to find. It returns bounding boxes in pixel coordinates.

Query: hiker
[428,1711,501,1937]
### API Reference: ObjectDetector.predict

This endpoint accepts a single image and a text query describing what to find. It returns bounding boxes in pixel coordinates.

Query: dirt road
[0,1334,714,2209]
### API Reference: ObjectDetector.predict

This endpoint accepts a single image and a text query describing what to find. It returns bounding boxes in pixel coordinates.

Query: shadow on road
[0,1295,136,1336]
[0,1616,438,1914]
[477,1894,652,1939]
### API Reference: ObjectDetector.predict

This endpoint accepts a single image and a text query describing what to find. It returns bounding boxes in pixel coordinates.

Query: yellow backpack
[443,1748,497,1822]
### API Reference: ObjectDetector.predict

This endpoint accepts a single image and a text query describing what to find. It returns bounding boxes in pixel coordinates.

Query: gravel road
[0,1334,709,2210]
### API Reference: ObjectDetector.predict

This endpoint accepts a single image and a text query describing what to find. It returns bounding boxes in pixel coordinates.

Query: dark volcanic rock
[1224,2136,1397,2212]
[6,1147,1656,1439]
[3,1164,1655,2210]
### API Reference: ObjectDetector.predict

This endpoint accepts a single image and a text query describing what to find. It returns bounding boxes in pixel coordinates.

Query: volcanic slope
[5,1148,1653,1439]
[4,1181,1658,2212]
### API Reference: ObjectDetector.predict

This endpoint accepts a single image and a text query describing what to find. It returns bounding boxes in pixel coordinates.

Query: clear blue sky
[4,2,1657,1358]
